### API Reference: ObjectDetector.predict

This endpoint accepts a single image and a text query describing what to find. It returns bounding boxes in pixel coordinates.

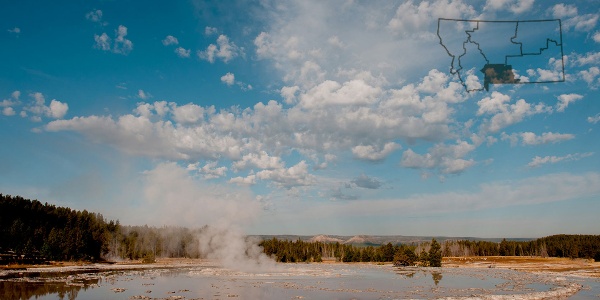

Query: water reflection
[0,277,99,300]
[431,271,443,286]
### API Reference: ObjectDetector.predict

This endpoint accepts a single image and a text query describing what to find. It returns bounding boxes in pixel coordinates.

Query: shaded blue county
[468,22,521,65]
[437,19,479,74]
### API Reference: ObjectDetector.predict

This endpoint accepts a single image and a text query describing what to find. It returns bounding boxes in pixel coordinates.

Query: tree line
[1,194,599,264]
[259,238,443,267]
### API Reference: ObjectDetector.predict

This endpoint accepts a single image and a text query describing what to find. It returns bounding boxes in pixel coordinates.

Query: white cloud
[229,175,256,186]
[2,107,15,116]
[94,25,133,55]
[199,161,228,179]
[171,102,205,124]
[477,92,551,133]
[233,151,284,171]
[94,33,111,51]
[351,174,382,189]
[573,52,600,66]
[1,91,20,115]
[22,92,68,120]
[256,161,316,189]
[527,153,594,168]
[388,0,476,34]
[351,142,400,161]
[401,141,475,174]
[205,26,218,35]
[198,34,241,63]
[113,25,133,55]
[280,86,300,104]
[551,4,578,18]
[503,132,575,146]
[48,100,68,119]
[137,89,151,100]
[7,27,20,34]
[579,67,600,88]
[174,47,191,58]
[552,4,599,32]
[588,113,600,124]
[327,35,344,48]
[556,93,584,112]
[299,79,381,108]
[485,0,534,14]
[594,32,600,43]
[221,72,235,86]
[162,35,179,46]
[85,9,103,24]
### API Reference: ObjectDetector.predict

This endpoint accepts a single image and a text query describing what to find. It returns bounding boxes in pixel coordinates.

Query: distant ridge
[252,234,534,246]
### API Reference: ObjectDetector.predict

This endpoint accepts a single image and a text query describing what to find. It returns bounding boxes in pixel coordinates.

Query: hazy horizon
[1,0,599,238]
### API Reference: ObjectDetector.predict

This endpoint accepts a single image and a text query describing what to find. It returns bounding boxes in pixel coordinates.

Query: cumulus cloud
[85,9,104,24]
[556,93,583,112]
[351,174,382,189]
[220,72,235,86]
[477,92,552,133]
[551,4,599,32]
[502,132,575,146]
[205,26,218,35]
[198,34,241,63]
[594,32,600,43]
[527,152,594,168]
[233,151,284,171]
[401,141,475,174]
[484,0,534,14]
[174,47,191,58]
[21,92,68,121]
[1,91,21,116]
[94,33,111,51]
[162,35,179,46]
[94,25,133,55]
[579,67,600,88]
[7,27,20,34]
[3,107,15,116]
[588,113,600,124]
[137,89,151,100]
[351,142,400,162]
[388,0,476,34]
[255,161,316,189]
[188,161,228,179]
[113,25,133,54]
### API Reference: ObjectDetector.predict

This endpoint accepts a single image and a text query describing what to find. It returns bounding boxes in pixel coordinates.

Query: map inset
[437,18,565,92]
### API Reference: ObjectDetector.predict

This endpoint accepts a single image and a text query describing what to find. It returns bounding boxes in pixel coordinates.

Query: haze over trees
[1,194,599,264]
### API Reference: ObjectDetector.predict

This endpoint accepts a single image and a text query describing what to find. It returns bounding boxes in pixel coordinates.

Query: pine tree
[428,238,442,267]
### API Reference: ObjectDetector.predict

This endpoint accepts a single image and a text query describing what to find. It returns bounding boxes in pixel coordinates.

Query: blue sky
[1,0,599,238]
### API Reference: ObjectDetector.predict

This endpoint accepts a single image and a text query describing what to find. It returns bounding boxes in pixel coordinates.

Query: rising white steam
[136,162,278,272]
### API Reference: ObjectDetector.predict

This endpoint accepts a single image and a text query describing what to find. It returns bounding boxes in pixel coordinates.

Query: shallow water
[1,264,598,299]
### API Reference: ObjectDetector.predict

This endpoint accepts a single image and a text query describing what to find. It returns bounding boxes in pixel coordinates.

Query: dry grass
[443,256,600,277]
